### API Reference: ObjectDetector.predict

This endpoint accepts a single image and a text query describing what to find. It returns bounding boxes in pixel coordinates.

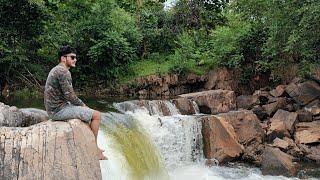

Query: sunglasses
[64,55,77,60]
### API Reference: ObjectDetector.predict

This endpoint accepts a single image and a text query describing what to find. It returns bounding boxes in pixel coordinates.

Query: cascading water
[99,100,300,180]
[99,112,168,180]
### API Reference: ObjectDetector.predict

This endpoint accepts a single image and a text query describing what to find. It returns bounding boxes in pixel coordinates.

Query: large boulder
[261,146,297,177]
[295,121,320,144]
[236,95,259,109]
[300,144,320,163]
[285,81,320,106]
[216,110,265,145]
[0,119,102,180]
[0,103,102,180]
[267,109,298,142]
[271,109,298,134]
[216,110,266,165]
[179,90,236,114]
[0,103,48,127]
[201,116,244,164]
[262,97,286,116]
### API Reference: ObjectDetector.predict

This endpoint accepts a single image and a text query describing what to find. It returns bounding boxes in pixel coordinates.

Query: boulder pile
[174,78,320,177]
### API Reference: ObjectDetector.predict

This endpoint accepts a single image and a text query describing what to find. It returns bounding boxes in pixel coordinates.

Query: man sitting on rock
[44,45,107,160]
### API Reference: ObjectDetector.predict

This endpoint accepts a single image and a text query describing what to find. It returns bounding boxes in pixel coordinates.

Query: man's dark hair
[58,45,77,60]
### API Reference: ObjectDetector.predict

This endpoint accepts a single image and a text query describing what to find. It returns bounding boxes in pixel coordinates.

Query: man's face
[62,53,77,68]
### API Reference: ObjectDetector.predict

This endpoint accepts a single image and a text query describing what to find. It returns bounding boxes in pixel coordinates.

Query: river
[4,96,320,180]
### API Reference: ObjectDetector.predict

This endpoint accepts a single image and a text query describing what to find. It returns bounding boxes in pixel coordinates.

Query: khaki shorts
[51,105,94,123]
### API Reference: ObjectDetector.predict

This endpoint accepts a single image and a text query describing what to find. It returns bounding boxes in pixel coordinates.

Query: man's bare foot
[98,150,107,160]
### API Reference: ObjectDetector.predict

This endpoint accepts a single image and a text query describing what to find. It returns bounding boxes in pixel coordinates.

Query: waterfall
[99,100,297,180]
[113,100,203,168]
[126,109,203,169]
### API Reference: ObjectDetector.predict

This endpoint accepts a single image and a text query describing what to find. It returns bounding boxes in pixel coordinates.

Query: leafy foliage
[0,0,47,88]
[208,13,252,68]
[1,0,319,91]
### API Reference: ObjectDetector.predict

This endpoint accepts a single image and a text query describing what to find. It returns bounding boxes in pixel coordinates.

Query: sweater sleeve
[58,69,84,106]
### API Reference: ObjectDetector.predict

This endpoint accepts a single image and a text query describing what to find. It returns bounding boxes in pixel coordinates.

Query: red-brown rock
[305,107,320,116]
[236,95,259,109]
[270,109,298,134]
[295,121,320,144]
[216,110,265,145]
[271,138,289,150]
[270,85,286,97]
[283,137,304,158]
[285,81,320,105]
[267,119,289,142]
[179,90,236,114]
[262,98,286,116]
[261,146,297,177]
[201,116,244,164]
[242,142,264,165]
[305,145,320,163]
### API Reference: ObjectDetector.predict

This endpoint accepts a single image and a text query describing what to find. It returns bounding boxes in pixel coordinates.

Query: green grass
[120,54,210,83]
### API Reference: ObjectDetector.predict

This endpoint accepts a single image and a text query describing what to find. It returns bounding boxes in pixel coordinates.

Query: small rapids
[98,100,309,180]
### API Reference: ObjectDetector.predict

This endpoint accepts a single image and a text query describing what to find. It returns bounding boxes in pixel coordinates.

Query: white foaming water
[99,100,299,180]
[191,100,200,114]
[147,100,163,116]
[126,108,203,169]
[164,101,180,115]
[169,164,298,180]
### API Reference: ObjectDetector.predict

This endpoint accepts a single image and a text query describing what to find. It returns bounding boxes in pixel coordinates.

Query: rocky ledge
[144,77,318,177]
[0,103,101,180]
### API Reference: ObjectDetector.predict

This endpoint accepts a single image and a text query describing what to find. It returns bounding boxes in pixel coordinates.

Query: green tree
[38,0,142,85]
[0,0,47,89]
[231,0,320,77]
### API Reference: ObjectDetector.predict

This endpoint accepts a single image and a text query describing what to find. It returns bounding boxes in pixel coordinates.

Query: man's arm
[58,70,85,106]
